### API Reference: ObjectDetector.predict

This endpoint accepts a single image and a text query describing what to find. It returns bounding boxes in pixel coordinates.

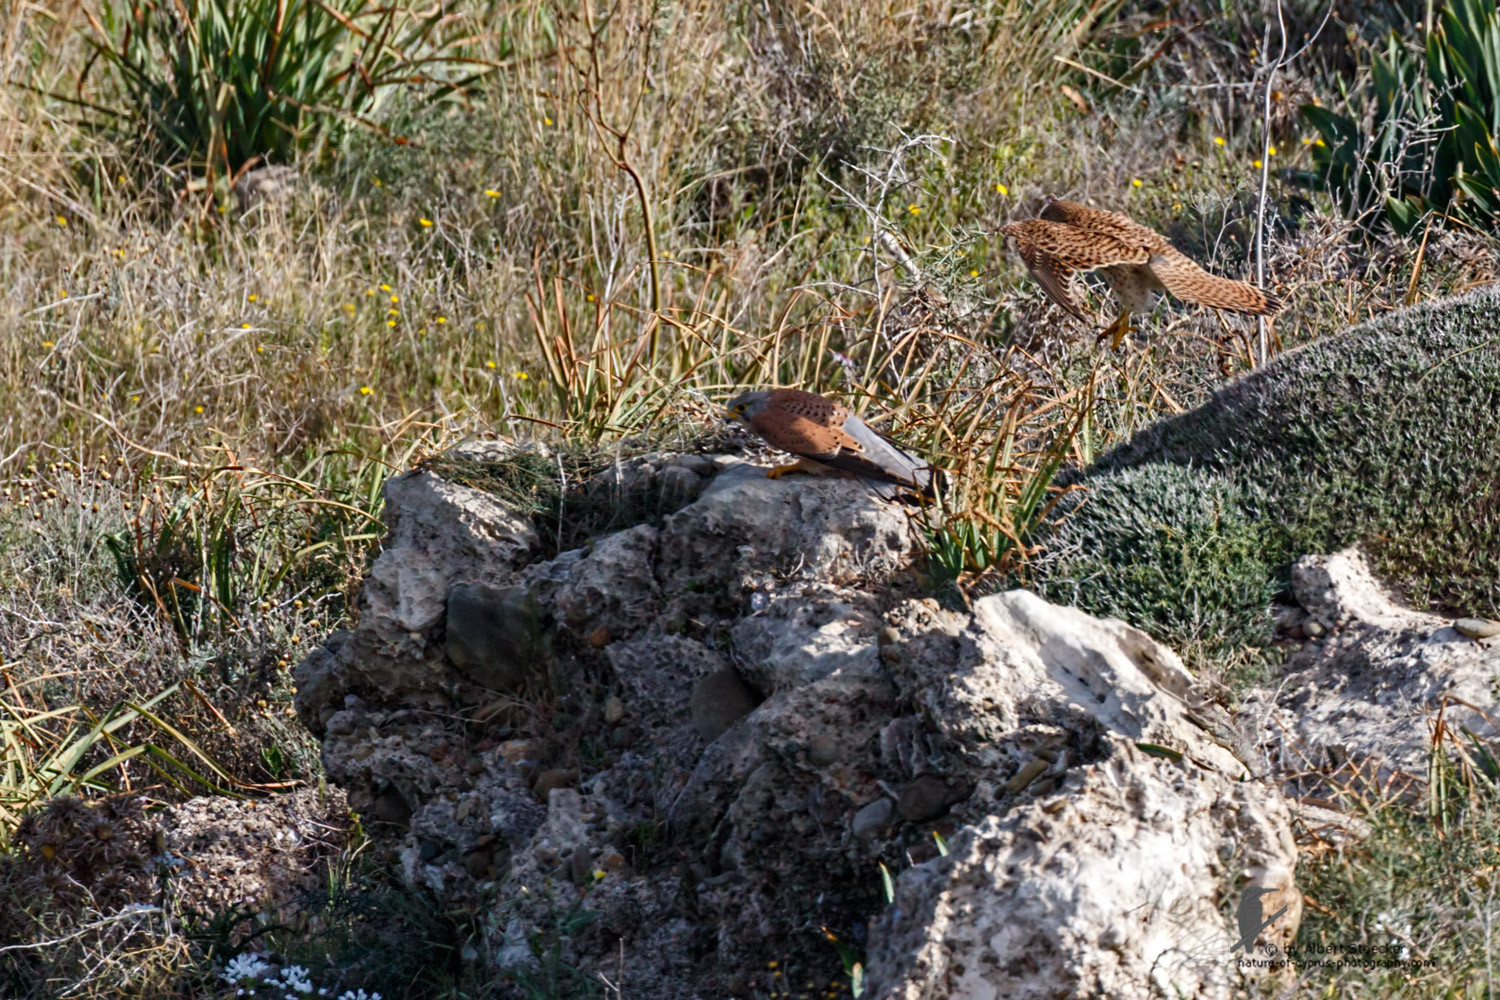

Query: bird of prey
[997,196,1283,348]
[724,388,936,501]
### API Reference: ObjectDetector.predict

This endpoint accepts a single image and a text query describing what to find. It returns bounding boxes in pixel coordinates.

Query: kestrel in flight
[724,389,936,501]
[998,196,1283,347]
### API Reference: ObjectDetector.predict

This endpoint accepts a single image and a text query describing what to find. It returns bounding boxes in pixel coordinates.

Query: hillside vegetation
[1033,287,1500,672]
[2,0,1500,996]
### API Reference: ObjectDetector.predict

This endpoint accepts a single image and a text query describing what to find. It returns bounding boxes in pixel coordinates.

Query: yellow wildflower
[994,183,1009,195]
[241,323,252,329]
[387,319,397,327]
[55,216,67,227]
[419,218,433,227]
[194,405,204,414]
[908,204,920,214]
[969,269,979,277]
[359,385,372,396]
[1132,178,1143,188]
[515,371,528,380]
[380,283,392,292]
[41,340,55,348]
[543,116,553,126]
[586,294,595,303]
[1214,136,1226,146]
[248,294,258,302]
[1268,145,1278,156]
[485,189,501,198]
[436,316,447,324]
[486,360,497,369]
[372,177,382,187]
[1253,159,1264,169]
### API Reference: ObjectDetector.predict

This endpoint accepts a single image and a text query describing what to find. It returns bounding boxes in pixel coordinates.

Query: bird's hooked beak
[723,407,742,425]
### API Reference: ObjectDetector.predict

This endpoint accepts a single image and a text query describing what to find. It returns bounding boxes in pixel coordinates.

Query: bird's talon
[1097,313,1133,351]
[765,462,805,481]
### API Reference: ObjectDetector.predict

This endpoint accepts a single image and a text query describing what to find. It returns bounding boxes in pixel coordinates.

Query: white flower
[276,966,314,994]
[223,953,272,983]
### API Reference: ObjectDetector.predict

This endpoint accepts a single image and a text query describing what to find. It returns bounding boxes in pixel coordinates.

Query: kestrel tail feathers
[1148,249,1282,316]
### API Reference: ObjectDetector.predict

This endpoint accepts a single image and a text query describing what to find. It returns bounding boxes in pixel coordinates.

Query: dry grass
[2,0,1499,996]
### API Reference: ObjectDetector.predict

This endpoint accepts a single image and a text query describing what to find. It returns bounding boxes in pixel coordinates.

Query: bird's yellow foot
[1095,312,1134,350]
[765,462,808,481]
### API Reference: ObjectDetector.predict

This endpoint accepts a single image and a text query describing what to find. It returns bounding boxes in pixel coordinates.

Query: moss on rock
[1029,286,1500,671]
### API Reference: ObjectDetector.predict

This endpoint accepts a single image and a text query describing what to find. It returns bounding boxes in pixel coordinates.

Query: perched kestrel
[998,196,1283,347]
[724,389,935,501]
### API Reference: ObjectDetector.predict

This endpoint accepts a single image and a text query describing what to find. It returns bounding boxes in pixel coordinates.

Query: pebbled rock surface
[163,787,351,919]
[295,445,1300,998]
[864,751,1298,1000]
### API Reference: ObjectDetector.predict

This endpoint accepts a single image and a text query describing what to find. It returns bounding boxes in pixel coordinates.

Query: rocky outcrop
[295,445,1303,998]
[865,754,1298,1000]
[1243,546,1500,785]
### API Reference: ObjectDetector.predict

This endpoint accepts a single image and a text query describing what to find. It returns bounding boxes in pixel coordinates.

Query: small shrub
[75,0,491,177]
[1028,286,1500,675]
[1300,0,1500,230]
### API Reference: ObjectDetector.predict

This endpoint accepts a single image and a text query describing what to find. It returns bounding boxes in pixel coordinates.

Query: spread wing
[1041,199,1171,253]
[1148,248,1283,315]
[999,220,1150,320]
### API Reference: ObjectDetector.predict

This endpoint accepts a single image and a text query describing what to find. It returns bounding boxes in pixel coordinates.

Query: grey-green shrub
[1027,286,1500,670]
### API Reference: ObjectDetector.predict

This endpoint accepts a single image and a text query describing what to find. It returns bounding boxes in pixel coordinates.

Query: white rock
[1244,546,1500,778]
[865,750,1298,1000]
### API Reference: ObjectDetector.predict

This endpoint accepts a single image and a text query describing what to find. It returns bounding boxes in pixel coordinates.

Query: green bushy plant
[1300,0,1500,230]
[1028,287,1500,675]
[75,0,493,176]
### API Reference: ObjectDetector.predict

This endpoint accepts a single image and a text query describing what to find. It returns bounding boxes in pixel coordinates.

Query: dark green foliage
[77,0,490,175]
[1029,287,1500,671]
[1300,0,1500,230]
[1036,465,1277,661]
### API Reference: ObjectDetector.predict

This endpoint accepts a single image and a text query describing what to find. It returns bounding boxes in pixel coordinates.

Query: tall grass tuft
[1300,0,1500,231]
[70,0,497,180]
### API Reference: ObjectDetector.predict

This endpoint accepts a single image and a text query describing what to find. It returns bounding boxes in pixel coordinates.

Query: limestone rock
[864,751,1299,1000]
[689,668,762,742]
[444,583,548,692]
[294,442,1297,999]
[1244,546,1500,780]
[163,788,351,916]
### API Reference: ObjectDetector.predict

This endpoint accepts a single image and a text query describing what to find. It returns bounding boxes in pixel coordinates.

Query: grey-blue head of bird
[724,390,771,425]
